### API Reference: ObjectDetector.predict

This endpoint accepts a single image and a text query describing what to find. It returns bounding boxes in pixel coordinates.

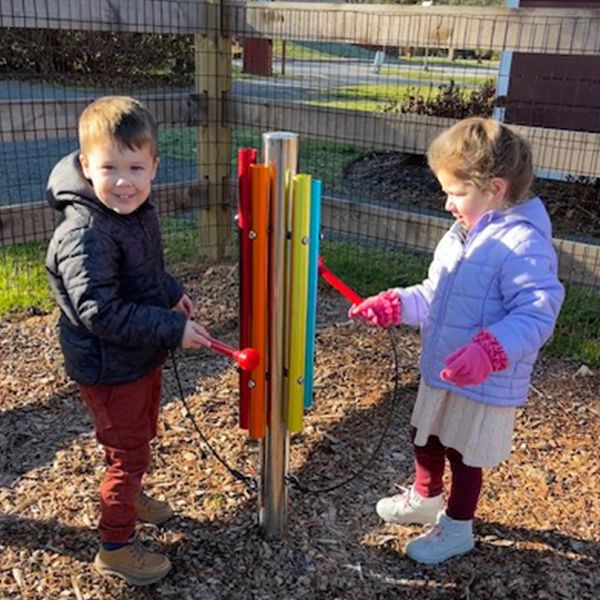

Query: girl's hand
[175,293,194,318]
[348,289,402,328]
[181,320,211,349]
[440,330,508,386]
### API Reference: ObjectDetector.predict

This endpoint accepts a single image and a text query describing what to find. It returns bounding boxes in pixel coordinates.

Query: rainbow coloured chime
[237,146,322,438]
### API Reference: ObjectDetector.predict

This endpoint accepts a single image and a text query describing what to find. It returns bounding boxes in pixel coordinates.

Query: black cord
[170,326,401,497]
[169,351,258,492]
[285,327,401,495]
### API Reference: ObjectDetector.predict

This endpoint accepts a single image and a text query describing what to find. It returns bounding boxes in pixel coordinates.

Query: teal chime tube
[304,179,322,409]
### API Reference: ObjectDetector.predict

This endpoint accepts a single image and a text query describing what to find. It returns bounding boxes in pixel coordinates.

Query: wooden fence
[0,1,599,282]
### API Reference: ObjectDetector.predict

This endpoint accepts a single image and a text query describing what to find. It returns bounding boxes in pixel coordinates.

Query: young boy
[45,96,211,586]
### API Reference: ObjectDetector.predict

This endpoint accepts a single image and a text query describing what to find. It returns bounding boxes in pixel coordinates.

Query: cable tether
[170,351,258,492]
[285,328,401,494]
[171,327,401,496]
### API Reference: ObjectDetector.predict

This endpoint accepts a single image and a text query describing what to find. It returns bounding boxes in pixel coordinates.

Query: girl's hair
[427,117,533,205]
[79,96,158,157]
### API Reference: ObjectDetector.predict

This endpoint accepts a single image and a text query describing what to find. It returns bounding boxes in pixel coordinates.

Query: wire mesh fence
[0,0,599,364]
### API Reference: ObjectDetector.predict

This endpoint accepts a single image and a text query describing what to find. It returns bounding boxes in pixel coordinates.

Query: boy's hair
[427,117,533,205]
[79,96,158,157]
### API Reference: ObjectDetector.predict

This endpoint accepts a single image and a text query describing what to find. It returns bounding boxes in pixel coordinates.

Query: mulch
[343,152,600,241]
[0,264,598,599]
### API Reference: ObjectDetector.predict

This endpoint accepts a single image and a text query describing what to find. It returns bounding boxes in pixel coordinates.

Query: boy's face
[436,168,504,231]
[79,140,158,215]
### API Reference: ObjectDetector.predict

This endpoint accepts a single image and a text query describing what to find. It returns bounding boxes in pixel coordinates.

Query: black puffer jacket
[45,151,187,386]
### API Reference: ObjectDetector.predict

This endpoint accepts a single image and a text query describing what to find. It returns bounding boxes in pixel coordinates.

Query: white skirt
[410,379,517,468]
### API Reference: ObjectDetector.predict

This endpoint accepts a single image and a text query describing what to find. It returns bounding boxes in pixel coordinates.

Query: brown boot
[94,542,171,586]
[136,491,174,525]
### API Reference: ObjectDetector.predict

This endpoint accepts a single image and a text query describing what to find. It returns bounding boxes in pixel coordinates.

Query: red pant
[412,432,483,521]
[79,367,162,543]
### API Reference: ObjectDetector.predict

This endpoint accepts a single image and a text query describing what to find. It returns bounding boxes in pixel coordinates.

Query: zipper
[425,229,467,374]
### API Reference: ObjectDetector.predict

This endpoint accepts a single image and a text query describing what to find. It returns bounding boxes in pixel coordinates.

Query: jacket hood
[46,150,99,212]
[498,197,553,242]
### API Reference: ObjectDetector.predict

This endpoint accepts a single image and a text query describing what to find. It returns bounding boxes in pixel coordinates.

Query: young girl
[350,117,564,565]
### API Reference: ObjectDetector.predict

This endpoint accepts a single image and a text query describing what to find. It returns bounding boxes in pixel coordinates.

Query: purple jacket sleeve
[393,239,446,327]
[488,235,564,365]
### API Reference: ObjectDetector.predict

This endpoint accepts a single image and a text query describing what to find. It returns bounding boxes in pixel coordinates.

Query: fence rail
[322,197,600,288]
[0,93,207,143]
[0,0,208,32]
[224,3,600,55]
[2,94,598,177]
[2,1,600,57]
[0,181,206,246]
[1,0,599,289]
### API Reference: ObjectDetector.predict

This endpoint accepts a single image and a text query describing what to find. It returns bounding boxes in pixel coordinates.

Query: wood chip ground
[1,265,598,599]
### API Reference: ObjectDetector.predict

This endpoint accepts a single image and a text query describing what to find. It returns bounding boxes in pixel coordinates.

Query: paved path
[0,58,497,205]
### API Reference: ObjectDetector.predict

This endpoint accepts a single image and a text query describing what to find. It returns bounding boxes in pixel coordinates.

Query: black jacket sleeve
[57,227,187,349]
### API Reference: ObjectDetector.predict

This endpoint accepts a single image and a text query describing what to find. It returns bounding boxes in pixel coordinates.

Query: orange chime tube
[248,164,270,438]
[237,148,257,429]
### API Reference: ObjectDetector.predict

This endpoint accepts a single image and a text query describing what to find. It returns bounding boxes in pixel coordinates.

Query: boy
[45,96,210,586]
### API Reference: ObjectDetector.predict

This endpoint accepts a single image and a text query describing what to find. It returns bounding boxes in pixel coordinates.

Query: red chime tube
[237,148,257,429]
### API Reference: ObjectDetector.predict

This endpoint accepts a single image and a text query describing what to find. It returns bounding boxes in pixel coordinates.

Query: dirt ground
[343,152,600,242]
[0,264,598,599]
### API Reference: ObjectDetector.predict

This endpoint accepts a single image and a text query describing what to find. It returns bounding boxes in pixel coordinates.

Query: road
[0,58,497,205]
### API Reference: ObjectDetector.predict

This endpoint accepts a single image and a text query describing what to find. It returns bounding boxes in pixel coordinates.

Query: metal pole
[260,132,298,539]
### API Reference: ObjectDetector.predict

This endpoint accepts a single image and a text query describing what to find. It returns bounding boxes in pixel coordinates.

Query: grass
[320,243,600,368]
[546,284,600,367]
[1,236,599,367]
[304,81,484,112]
[1,132,599,369]
[303,99,384,112]
[0,241,54,314]
[378,68,494,87]
[399,55,499,69]
[303,84,418,112]
[159,128,368,191]
[272,40,375,62]
[320,242,429,298]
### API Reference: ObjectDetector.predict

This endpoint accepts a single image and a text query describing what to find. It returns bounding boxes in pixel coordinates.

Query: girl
[350,117,564,565]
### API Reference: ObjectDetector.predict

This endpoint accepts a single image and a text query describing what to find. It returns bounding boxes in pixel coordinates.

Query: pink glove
[440,330,508,387]
[348,289,401,328]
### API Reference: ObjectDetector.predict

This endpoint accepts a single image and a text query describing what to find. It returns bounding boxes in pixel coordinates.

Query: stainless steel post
[260,132,298,539]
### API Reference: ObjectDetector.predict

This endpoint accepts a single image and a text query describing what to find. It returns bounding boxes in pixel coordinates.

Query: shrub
[382,79,496,119]
[0,29,194,85]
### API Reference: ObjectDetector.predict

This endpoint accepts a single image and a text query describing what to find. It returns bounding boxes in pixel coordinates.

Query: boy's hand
[175,293,194,318]
[181,320,211,349]
[348,289,402,328]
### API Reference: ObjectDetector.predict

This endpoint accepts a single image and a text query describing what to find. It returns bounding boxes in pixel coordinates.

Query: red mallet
[318,256,364,305]
[209,338,260,372]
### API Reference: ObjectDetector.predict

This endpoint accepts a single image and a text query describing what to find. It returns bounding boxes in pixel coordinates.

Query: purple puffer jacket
[397,197,564,407]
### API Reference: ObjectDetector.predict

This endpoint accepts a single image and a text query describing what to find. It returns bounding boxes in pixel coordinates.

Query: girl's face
[80,140,158,215]
[436,168,506,231]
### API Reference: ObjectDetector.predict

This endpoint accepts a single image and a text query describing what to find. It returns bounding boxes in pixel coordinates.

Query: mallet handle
[318,256,364,305]
[209,338,237,360]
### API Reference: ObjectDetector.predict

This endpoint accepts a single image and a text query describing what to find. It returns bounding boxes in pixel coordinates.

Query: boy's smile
[80,140,158,215]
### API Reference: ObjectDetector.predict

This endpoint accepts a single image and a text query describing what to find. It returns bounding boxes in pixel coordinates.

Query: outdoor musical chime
[212,132,363,539]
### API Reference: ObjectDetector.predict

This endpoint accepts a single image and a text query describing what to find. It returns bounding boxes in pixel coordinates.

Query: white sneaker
[405,512,475,564]
[376,484,444,524]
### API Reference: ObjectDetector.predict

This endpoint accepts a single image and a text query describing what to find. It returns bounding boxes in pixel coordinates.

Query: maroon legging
[412,431,482,521]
